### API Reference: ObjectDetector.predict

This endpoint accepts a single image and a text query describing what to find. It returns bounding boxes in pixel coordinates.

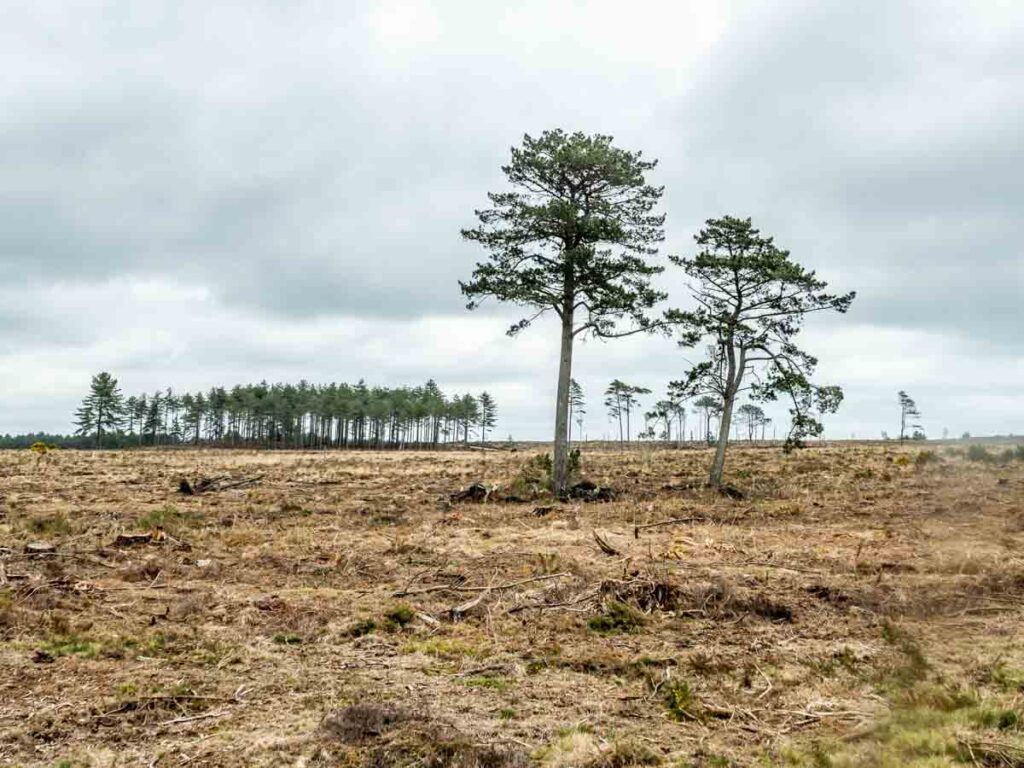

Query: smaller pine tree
[568,379,586,445]
[144,393,163,445]
[74,372,126,447]
[478,392,497,443]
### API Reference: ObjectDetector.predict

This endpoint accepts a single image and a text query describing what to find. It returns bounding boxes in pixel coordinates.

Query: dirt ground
[1,443,1023,767]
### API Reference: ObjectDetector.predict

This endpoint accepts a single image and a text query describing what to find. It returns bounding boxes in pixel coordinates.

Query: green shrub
[970,705,1021,731]
[508,450,582,497]
[384,603,416,630]
[348,618,377,637]
[966,444,995,463]
[880,620,929,687]
[462,675,510,691]
[24,513,72,536]
[663,680,702,722]
[588,601,645,634]
[508,453,553,498]
[41,633,102,659]
[586,739,662,766]
[138,505,203,533]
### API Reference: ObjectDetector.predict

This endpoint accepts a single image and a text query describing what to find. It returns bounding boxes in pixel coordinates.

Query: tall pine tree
[461,130,666,494]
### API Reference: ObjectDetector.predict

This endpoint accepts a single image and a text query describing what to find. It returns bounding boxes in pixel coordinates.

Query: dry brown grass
[1,444,1023,766]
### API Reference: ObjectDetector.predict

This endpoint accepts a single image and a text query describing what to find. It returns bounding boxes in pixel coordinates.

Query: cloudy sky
[2,0,1021,440]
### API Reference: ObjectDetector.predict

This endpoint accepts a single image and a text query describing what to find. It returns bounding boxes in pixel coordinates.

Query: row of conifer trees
[72,373,498,449]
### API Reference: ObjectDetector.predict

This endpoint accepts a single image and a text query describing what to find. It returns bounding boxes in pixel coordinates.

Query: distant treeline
[0,433,98,450]
[65,374,498,450]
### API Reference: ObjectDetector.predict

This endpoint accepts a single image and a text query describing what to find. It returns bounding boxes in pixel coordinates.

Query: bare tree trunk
[552,310,574,496]
[709,399,733,487]
[709,347,745,488]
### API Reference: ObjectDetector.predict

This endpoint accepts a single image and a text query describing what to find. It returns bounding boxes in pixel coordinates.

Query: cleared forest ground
[1,444,1023,767]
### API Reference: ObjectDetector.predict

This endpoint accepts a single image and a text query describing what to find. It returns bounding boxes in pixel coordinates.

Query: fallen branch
[449,482,492,503]
[3,552,118,569]
[158,709,231,727]
[955,736,1024,766]
[593,530,621,556]
[93,694,243,720]
[778,708,873,733]
[393,572,569,597]
[113,533,153,547]
[449,585,492,621]
[661,481,703,492]
[179,475,264,495]
[634,517,708,538]
[507,588,601,614]
[215,474,265,492]
[737,559,824,575]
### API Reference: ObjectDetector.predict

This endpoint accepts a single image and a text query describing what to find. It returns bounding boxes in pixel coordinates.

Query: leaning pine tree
[568,379,585,445]
[897,390,922,444]
[460,130,667,495]
[667,216,855,488]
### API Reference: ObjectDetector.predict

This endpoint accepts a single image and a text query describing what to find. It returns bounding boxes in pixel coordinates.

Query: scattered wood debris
[448,586,492,621]
[320,703,420,743]
[634,516,708,538]
[661,480,703,492]
[718,483,746,500]
[566,480,615,502]
[178,474,264,495]
[449,482,492,503]
[593,529,621,556]
[392,572,570,598]
[112,532,154,547]
[23,541,56,556]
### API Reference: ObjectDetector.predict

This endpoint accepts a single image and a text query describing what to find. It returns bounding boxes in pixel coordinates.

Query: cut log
[24,541,56,556]
[113,532,153,547]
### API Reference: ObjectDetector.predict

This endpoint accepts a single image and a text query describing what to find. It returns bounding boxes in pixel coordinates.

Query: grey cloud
[656,0,1023,342]
[1,0,1022,437]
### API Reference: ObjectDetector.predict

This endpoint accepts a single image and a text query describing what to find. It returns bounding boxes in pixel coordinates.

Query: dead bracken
[1,444,1023,766]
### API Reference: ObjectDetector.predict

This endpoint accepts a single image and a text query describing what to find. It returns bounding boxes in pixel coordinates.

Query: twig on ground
[158,709,231,727]
[634,517,709,538]
[449,584,493,621]
[593,529,621,556]
[507,587,601,614]
[754,665,773,700]
[392,572,570,597]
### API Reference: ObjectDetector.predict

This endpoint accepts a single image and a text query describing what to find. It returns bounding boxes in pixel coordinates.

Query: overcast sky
[1,0,1022,440]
